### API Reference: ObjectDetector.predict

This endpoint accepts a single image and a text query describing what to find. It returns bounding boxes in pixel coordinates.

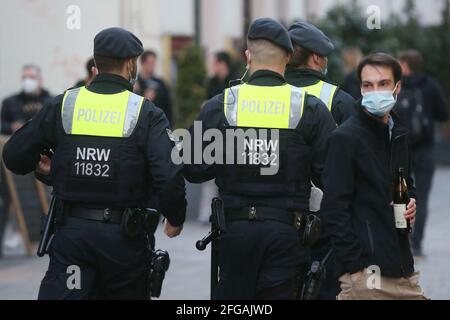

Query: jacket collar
[247,69,286,86]
[285,67,327,80]
[355,100,408,139]
[88,73,133,92]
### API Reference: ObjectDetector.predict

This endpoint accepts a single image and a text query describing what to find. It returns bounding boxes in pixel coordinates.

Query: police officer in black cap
[184,18,336,299]
[286,21,356,125]
[3,27,186,299]
[286,21,356,300]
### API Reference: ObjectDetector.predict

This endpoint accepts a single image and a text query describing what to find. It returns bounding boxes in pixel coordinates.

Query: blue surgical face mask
[361,84,398,116]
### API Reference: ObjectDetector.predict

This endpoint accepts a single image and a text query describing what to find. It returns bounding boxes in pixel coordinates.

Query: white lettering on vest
[76,108,121,124]
[241,100,286,115]
[76,147,111,161]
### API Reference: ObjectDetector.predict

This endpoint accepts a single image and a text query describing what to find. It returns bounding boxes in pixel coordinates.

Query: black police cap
[94,27,144,59]
[289,21,334,56]
[247,18,293,53]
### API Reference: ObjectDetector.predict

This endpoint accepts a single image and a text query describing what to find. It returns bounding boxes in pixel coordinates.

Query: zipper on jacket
[389,133,407,179]
[390,132,408,278]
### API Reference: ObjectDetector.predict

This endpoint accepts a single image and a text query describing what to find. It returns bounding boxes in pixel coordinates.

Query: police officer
[184,18,336,299]
[285,21,357,300]
[2,27,186,299]
[285,21,356,125]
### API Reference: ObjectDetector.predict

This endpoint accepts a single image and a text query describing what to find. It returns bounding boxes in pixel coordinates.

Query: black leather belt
[66,206,125,223]
[225,206,306,230]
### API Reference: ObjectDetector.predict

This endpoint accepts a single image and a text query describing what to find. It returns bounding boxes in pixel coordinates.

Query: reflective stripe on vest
[61,87,144,138]
[223,83,305,129]
[301,80,337,111]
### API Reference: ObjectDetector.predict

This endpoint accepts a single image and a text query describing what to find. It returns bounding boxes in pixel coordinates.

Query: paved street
[1,166,449,300]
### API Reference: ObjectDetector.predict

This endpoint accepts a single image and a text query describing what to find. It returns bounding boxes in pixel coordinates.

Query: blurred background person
[74,57,97,88]
[1,64,52,135]
[396,49,449,258]
[0,64,52,257]
[195,51,235,224]
[206,51,233,99]
[341,47,363,100]
[136,50,173,124]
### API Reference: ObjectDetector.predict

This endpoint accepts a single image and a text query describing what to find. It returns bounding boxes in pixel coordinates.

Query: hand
[36,155,51,175]
[405,198,416,225]
[144,88,157,101]
[164,220,183,238]
[11,121,25,133]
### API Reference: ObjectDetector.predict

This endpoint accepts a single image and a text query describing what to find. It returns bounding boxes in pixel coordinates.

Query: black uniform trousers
[214,219,309,300]
[38,217,149,300]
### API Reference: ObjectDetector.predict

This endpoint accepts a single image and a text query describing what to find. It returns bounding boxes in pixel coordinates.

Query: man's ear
[245,49,251,66]
[312,53,321,66]
[286,53,292,65]
[126,58,133,72]
[91,66,98,77]
[395,80,402,96]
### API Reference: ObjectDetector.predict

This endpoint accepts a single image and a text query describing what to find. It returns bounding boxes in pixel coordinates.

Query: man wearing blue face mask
[321,53,427,299]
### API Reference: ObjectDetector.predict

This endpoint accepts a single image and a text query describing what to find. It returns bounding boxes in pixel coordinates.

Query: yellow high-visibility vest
[301,80,337,111]
[223,83,306,129]
[61,87,144,138]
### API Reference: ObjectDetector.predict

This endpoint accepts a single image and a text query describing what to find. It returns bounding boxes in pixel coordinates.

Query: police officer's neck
[250,65,286,78]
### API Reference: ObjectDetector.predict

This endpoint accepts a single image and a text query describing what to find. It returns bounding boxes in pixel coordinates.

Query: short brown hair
[398,49,424,73]
[357,53,402,84]
[94,55,127,73]
[247,39,288,66]
[288,44,314,68]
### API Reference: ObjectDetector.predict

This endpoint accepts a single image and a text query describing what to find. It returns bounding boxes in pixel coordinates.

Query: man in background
[74,57,97,88]
[0,65,53,258]
[206,51,233,99]
[1,64,52,134]
[196,51,234,224]
[341,47,363,100]
[136,50,173,124]
[396,49,449,258]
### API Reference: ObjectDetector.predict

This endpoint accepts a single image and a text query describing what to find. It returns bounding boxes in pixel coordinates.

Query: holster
[120,208,160,239]
[148,249,170,298]
[302,214,322,247]
[37,196,64,257]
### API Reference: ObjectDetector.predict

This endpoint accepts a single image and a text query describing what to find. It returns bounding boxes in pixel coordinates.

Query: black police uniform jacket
[184,70,337,213]
[2,74,186,226]
[321,103,416,278]
[285,68,356,126]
